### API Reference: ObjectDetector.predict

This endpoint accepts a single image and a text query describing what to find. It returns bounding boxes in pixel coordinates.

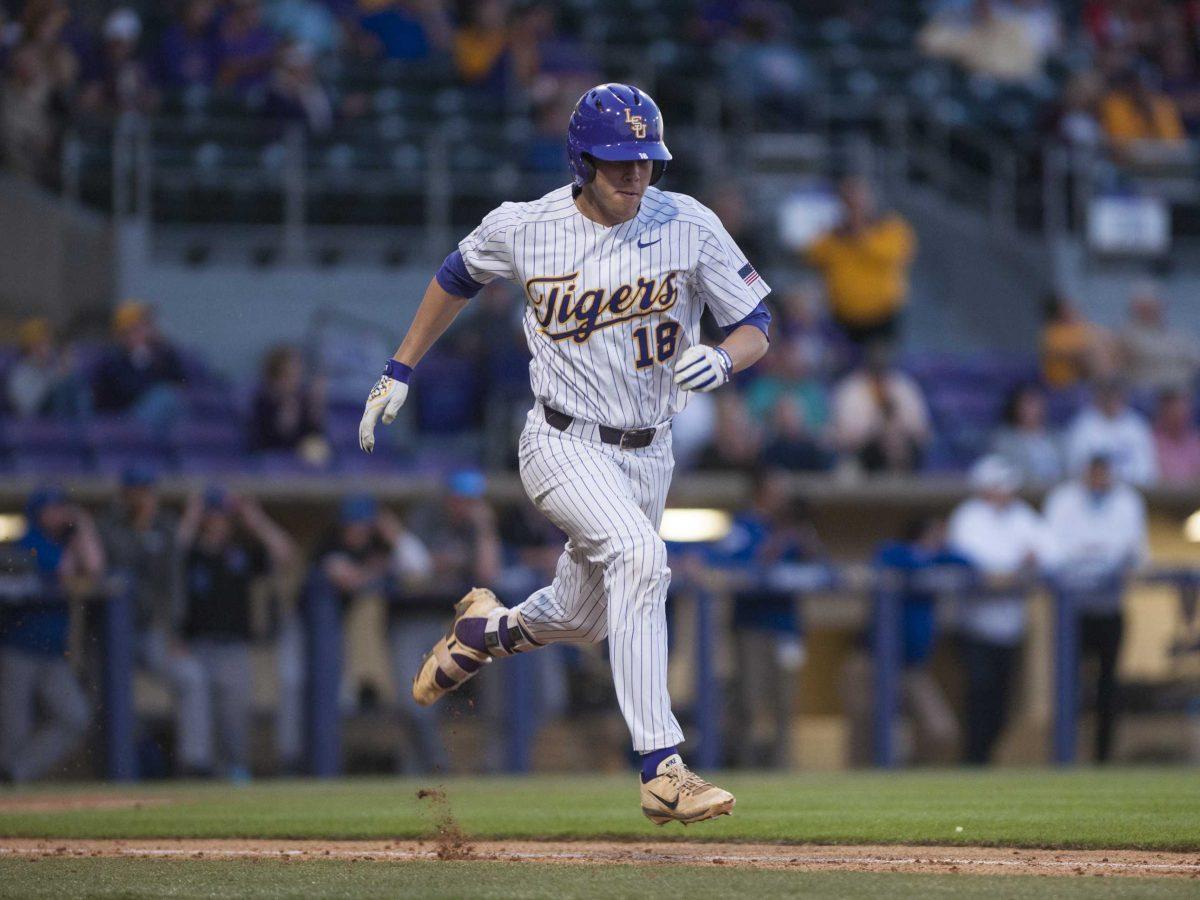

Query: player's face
[586,159,652,224]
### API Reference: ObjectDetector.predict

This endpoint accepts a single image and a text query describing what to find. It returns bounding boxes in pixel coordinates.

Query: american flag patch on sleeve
[737,262,761,286]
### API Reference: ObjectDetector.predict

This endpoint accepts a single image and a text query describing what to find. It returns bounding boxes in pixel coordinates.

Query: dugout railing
[12,557,1198,779]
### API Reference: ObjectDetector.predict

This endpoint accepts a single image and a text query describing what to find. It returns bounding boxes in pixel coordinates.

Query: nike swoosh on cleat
[646,790,679,810]
[638,237,661,248]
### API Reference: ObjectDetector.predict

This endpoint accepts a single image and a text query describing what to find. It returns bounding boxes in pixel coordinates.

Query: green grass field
[1,768,1198,897]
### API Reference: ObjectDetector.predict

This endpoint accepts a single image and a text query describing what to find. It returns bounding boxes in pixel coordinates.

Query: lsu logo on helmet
[624,108,647,139]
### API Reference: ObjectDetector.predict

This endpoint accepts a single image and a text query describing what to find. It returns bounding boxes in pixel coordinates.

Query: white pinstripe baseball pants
[514,406,684,753]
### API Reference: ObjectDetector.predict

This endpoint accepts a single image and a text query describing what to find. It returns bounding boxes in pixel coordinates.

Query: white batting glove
[673,345,732,393]
[358,361,411,453]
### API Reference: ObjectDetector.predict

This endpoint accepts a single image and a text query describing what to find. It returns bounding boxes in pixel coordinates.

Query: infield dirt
[1,838,1198,880]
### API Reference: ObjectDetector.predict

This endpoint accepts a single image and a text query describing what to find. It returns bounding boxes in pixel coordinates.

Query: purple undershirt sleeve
[720,300,772,341]
[435,250,485,299]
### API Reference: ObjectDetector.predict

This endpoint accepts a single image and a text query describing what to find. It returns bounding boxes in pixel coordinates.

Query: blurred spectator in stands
[831,343,931,475]
[100,467,211,777]
[1160,35,1200,133]
[1039,292,1114,390]
[1153,388,1200,483]
[315,494,435,772]
[695,393,763,472]
[249,344,329,461]
[214,0,278,96]
[760,395,834,472]
[408,469,501,601]
[710,472,820,768]
[707,183,770,276]
[78,8,158,119]
[745,342,828,436]
[918,0,1045,84]
[0,4,78,183]
[1054,70,1104,148]
[265,0,341,57]
[509,1,595,92]
[671,393,717,472]
[1043,452,1147,763]
[0,6,13,69]
[1118,282,1200,394]
[771,282,846,380]
[0,486,101,783]
[843,515,967,767]
[948,455,1044,765]
[157,0,218,89]
[177,488,296,780]
[1005,0,1063,58]
[722,3,810,125]
[1083,0,1160,53]
[262,41,333,133]
[806,177,916,349]
[524,88,572,173]
[990,383,1063,485]
[451,0,509,93]
[5,317,89,418]
[1065,378,1158,486]
[358,0,451,62]
[1100,65,1188,159]
[92,301,186,430]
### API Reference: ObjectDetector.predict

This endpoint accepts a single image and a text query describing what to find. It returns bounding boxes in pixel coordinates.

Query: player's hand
[358,374,408,453]
[673,345,732,393]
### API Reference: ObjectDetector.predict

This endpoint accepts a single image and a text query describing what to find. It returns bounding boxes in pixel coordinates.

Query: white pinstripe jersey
[458,184,771,430]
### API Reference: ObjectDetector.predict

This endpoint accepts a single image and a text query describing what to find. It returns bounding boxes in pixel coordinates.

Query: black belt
[542,405,660,450]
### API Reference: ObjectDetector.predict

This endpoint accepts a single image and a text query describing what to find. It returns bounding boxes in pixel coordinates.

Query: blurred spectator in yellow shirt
[1100,67,1187,157]
[452,0,509,90]
[806,177,916,348]
[1039,293,1116,389]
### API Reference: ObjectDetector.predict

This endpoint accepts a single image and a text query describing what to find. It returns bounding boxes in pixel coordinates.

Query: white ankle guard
[483,608,537,657]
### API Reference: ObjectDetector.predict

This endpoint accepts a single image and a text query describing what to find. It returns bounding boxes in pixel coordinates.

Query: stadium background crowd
[1,0,1199,782]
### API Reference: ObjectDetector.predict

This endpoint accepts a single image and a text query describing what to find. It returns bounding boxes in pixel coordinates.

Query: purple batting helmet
[567,83,671,189]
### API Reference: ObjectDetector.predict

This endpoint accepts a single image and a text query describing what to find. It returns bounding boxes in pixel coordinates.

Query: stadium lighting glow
[0,514,27,542]
[659,508,732,543]
[1185,511,1200,543]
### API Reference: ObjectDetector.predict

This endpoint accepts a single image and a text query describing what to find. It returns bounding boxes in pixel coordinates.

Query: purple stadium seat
[184,385,241,419]
[172,419,244,452]
[176,450,256,475]
[84,416,164,450]
[12,451,89,476]
[172,419,248,473]
[255,450,332,477]
[335,448,411,475]
[2,418,77,449]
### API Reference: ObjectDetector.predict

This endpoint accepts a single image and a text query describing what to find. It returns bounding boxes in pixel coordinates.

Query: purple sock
[641,746,679,783]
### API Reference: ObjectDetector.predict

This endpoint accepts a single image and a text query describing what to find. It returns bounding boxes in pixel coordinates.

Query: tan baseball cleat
[412,587,504,707]
[639,754,736,826]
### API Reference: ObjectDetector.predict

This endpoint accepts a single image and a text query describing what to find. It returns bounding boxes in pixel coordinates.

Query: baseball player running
[359,83,770,825]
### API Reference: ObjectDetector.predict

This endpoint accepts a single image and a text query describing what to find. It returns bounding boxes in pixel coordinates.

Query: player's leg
[411,423,611,707]
[615,435,735,824]
[513,542,608,645]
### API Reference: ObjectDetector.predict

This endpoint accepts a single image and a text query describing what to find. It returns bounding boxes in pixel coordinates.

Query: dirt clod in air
[416,788,474,861]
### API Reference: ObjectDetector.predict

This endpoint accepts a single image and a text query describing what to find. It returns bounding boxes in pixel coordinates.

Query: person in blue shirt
[0,486,104,783]
[709,471,824,768]
[842,516,968,766]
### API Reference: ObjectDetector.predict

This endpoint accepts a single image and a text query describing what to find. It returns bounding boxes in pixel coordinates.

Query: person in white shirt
[1064,379,1158,486]
[947,455,1044,764]
[1043,453,1148,762]
[831,343,932,474]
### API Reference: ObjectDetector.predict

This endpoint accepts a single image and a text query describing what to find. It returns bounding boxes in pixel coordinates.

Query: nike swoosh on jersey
[638,236,661,248]
[646,789,679,810]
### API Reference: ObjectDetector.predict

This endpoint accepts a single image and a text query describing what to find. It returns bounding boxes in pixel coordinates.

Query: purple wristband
[714,347,733,378]
[384,359,413,383]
